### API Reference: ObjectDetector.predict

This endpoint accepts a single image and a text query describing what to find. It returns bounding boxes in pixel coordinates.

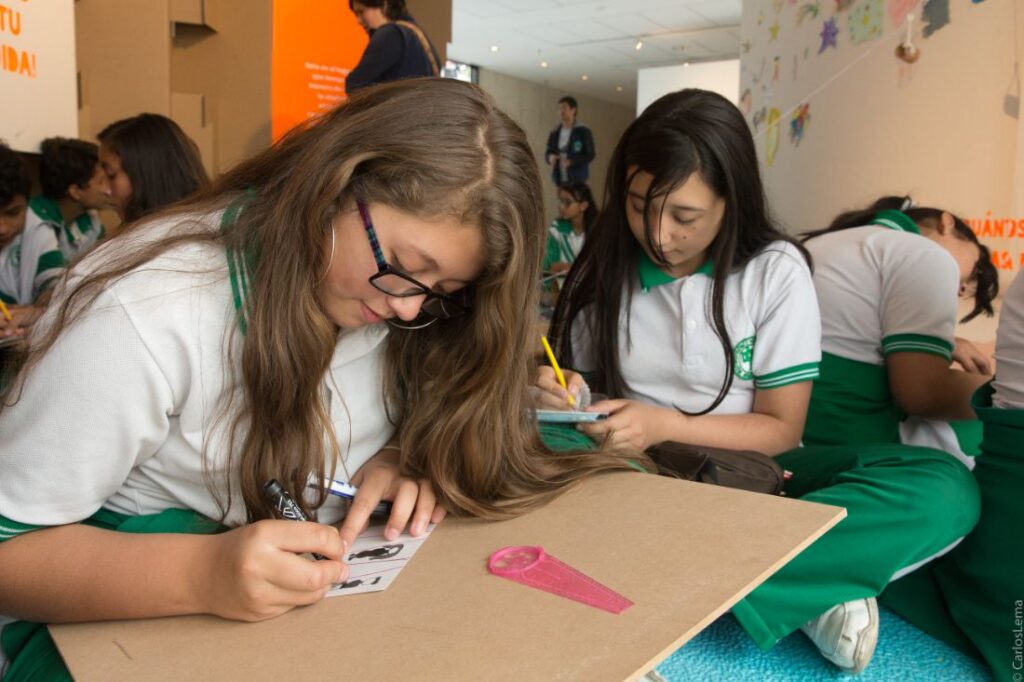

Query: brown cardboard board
[51,472,844,681]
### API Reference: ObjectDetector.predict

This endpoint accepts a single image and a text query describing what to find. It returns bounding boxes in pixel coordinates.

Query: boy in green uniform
[0,143,66,335]
[27,137,111,260]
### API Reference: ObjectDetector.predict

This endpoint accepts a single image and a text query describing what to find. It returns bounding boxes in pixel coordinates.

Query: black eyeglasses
[357,201,470,323]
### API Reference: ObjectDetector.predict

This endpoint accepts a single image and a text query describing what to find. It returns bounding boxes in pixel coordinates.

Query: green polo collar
[29,196,62,224]
[870,209,920,235]
[637,247,713,293]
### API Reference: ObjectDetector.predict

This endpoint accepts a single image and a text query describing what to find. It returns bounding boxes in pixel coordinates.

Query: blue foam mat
[655,607,991,681]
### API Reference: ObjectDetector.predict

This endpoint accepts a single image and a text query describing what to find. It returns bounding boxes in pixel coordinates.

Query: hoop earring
[318,227,337,284]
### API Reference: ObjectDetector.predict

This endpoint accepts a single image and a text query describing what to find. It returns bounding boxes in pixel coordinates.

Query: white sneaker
[800,597,879,673]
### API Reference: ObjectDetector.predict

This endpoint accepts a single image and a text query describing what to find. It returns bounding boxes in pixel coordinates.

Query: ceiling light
[616,85,623,92]
[490,45,499,52]
[635,40,644,51]
[581,74,589,81]
[540,61,548,68]
[684,61,690,67]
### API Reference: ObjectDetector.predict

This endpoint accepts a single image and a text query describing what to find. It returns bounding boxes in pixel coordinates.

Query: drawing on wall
[887,0,916,27]
[835,0,855,10]
[793,54,799,80]
[742,39,753,53]
[769,20,781,41]
[765,108,782,166]
[819,16,840,53]
[752,106,768,131]
[789,104,811,145]
[773,56,781,81]
[741,89,753,115]
[797,1,822,25]
[923,0,950,37]
[849,0,884,43]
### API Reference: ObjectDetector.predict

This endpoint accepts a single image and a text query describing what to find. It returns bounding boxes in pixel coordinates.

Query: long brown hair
[6,79,647,522]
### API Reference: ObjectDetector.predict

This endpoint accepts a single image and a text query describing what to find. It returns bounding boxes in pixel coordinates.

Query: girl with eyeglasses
[0,80,645,679]
[542,182,598,278]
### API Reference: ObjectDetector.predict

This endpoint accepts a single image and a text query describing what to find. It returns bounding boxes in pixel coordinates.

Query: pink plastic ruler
[487,545,633,614]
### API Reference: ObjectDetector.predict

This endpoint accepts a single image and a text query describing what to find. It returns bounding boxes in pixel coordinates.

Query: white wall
[0,0,77,151]
[636,60,740,116]
[740,0,1019,286]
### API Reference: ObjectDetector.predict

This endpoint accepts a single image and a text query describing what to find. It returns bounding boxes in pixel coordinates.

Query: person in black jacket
[544,96,596,186]
[346,0,440,93]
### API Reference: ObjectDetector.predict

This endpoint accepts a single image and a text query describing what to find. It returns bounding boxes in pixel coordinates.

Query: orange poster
[271,0,368,141]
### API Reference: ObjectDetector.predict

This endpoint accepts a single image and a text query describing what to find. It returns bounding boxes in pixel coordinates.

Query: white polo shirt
[993,271,1024,409]
[27,196,106,260]
[573,240,820,414]
[0,209,392,532]
[0,216,65,305]
[803,210,972,465]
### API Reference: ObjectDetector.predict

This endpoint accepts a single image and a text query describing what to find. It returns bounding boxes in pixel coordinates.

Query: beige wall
[407,0,450,63]
[170,0,273,173]
[740,0,1020,286]
[478,69,635,222]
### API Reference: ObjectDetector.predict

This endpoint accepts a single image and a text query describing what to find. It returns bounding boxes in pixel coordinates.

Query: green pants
[731,443,980,650]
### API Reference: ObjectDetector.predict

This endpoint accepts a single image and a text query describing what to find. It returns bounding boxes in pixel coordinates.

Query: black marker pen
[263,479,327,561]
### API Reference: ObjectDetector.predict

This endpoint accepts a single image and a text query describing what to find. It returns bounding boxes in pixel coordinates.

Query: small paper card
[327,523,435,597]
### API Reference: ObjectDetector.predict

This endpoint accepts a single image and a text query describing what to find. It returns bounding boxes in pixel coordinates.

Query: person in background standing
[545,96,595,187]
[346,0,441,93]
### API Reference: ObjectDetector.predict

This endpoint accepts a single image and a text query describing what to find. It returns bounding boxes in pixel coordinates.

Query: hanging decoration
[769,20,781,41]
[819,16,839,53]
[789,104,811,145]
[888,0,916,27]
[752,106,768,131]
[922,0,950,37]
[849,0,884,44]
[894,13,921,63]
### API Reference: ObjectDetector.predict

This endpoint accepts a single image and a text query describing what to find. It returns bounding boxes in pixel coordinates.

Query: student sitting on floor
[543,181,597,278]
[0,80,648,681]
[533,88,979,674]
[27,137,112,260]
[0,143,66,336]
[800,195,999,468]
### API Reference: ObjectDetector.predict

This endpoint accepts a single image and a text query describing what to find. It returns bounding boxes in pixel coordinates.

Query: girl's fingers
[409,479,437,536]
[382,477,419,541]
[430,504,448,525]
[264,550,347,594]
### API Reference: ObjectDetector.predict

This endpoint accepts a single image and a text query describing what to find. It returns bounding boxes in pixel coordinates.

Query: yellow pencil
[0,299,11,323]
[541,335,576,408]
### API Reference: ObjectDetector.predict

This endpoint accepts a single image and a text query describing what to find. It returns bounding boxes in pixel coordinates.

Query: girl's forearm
[0,524,217,623]
[657,410,802,456]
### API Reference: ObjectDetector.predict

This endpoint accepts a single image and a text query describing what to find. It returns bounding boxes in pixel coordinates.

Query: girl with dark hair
[0,80,645,679]
[533,89,979,673]
[542,181,597,276]
[98,113,209,225]
[346,0,440,92]
[801,195,998,464]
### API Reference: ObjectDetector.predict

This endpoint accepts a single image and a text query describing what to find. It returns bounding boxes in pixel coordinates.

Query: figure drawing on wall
[819,16,839,53]
[923,0,950,37]
[849,0,884,43]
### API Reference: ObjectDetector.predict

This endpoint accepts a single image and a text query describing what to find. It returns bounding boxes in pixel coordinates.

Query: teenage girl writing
[0,80,640,680]
[534,89,979,673]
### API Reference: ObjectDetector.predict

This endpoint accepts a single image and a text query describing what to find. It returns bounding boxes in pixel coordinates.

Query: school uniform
[543,218,585,273]
[27,196,105,259]
[0,207,393,676]
[568,239,978,651]
[882,272,1024,679]
[0,216,65,306]
[803,209,976,467]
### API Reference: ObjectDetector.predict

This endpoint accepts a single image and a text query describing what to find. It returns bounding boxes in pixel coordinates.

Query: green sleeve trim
[0,514,45,542]
[36,249,66,274]
[882,333,953,361]
[754,361,820,389]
